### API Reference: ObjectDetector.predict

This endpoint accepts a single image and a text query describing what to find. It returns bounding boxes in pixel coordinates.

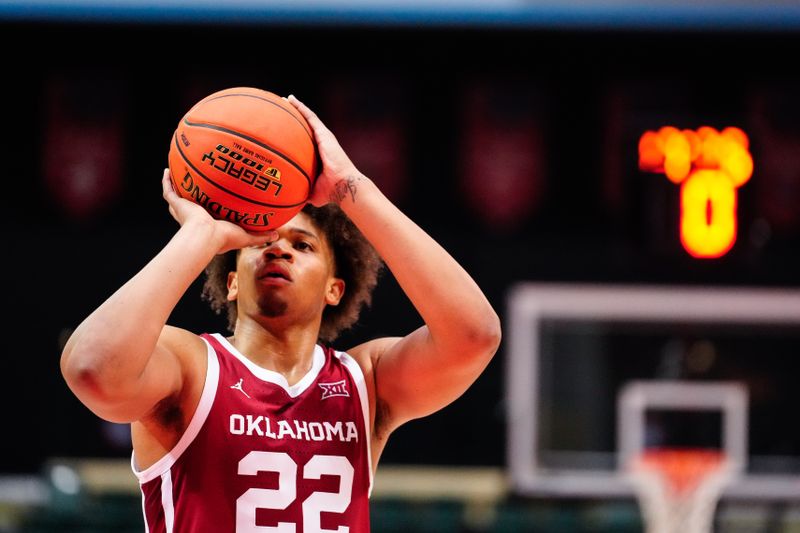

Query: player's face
[228,212,344,327]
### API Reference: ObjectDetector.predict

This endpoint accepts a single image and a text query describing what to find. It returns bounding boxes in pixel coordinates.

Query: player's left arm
[288,95,501,434]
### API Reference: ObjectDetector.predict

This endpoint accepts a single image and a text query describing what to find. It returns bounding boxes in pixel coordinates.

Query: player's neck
[228,318,321,385]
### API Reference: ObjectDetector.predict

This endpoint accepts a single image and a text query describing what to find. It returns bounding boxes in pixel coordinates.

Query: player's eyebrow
[286,227,319,241]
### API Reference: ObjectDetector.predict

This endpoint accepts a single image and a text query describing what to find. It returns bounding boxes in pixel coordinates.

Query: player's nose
[261,239,293,260]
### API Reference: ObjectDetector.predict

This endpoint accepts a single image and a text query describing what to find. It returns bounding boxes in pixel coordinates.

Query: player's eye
[295,241,313,251]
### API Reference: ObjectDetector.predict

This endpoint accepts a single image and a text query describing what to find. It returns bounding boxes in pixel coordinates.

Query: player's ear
[227,271,239,301]
[325,277,344,306]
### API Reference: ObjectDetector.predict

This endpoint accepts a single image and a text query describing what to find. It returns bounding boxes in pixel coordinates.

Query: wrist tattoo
[329,176,360,205]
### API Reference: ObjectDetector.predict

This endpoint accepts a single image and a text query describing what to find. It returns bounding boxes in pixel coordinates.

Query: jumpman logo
[231,378,251,399]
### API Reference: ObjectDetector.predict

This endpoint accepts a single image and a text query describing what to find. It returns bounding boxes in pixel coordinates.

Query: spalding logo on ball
[168,87,318,231]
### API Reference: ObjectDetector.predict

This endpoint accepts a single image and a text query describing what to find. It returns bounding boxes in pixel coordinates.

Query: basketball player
[61,94,501,532]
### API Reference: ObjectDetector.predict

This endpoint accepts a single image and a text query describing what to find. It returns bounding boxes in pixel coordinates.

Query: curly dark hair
[202,204,383,343]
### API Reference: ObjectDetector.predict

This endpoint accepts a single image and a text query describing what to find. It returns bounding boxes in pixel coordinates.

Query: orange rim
[633,449,726,495]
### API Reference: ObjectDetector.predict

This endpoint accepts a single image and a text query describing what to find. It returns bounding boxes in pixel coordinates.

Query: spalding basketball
[168,87,317,231]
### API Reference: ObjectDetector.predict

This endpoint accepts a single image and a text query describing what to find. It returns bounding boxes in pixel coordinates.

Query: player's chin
[257,295,290,318]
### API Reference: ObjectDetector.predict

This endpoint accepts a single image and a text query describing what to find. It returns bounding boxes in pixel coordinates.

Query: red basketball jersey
[133,333,372,532]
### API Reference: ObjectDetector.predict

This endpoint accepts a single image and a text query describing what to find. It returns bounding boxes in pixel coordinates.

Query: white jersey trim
[131,337,220,484]
[334,350,374,497]
[212,333,325,398]
[161,470,175,533]
[140,489,150,533]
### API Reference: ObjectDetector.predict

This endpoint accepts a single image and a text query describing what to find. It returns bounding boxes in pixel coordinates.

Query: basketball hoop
[628,449,735,533]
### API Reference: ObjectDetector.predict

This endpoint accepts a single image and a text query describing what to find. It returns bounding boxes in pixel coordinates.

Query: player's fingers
[286,94,310,115]
[247,230,279,246]
[162,169,177,200]
[287,95,325,131]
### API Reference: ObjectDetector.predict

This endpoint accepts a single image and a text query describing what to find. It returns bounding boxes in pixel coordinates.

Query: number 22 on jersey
[237,451,354,533]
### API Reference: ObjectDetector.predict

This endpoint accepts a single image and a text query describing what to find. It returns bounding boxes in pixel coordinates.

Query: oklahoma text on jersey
[229,414,360,442]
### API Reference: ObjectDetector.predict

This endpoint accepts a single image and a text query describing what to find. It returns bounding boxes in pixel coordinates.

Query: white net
[629,450,736,533]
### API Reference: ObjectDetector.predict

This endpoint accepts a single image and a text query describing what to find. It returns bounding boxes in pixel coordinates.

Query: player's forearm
[337,174,501,353]
[61,220,221,393]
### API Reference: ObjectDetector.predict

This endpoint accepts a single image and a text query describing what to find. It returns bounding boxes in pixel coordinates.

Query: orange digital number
[639,126,752,258]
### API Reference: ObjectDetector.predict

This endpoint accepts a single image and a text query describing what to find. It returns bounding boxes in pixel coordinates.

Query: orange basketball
[168,87,317,231]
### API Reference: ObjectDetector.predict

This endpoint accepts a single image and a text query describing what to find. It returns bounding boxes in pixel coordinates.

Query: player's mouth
[258,265,293,284]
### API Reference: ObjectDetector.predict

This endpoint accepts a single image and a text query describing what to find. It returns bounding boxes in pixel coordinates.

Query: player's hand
[287,95,366,207]
[161,169,277,253]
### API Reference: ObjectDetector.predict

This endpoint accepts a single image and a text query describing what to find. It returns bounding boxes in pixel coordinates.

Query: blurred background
[2,0,800,531]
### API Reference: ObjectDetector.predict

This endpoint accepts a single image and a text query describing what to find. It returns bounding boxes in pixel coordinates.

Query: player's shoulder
[158,325,208,366]
[345,336,403,374]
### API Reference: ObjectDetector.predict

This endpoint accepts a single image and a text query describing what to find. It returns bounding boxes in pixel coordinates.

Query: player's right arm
[60,170,276,424]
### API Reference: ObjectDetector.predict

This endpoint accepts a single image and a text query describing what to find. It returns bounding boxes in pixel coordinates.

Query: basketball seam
[173,133,308,209]
[197,92,314,141]
[183,118,313,188]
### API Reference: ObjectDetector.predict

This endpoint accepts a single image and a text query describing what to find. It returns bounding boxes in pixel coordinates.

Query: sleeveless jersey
[133,333,372,532]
